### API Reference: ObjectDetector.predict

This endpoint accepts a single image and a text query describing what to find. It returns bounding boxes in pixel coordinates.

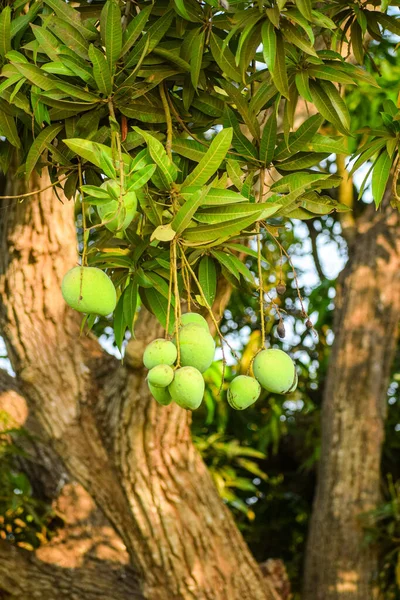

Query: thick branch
[0,540,142,600]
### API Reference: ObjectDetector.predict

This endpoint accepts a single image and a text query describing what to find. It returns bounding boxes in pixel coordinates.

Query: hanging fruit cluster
[141,308,298,411]
[143,313,214,410]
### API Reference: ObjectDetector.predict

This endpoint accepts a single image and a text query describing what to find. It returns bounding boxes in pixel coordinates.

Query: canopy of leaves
[1,0,399,343]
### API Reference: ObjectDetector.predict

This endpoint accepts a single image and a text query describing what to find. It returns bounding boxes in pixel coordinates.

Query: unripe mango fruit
[143,339,177,369]
[227,376,261,410]
[97,181,137,232]
[180,312,209,331]
[148,382,172,406]
[61,266,116,316]
[175,324,215,373]
[168,366,204,410]
[147,364,174,388]
[253,349,296,394]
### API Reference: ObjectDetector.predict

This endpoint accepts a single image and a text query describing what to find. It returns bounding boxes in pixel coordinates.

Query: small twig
[165,244,174,339]
[78,162,88,266]
[256,168,266,349]
[0,174,71,200]
[172,239,181,365]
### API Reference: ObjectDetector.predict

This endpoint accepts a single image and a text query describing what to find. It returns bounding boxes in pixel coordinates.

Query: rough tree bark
[303,194,400,600]
[0,172,278,600]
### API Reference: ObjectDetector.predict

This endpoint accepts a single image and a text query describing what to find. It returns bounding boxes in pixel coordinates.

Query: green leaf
[174,0,202,22]
[199,256,217,306]
[224,107,258,160]
[125,10,174,69]
[309,82,349,135]
[249,78,278,115]
[306,65,356,86]
[151,224,176,242]
[261,19,277,67]
[89,45,112,96]
[123,279,138,335]
[295,71,312,102]
[211,250,240,281]
[282,21,317,56]
[181,187,248,206]
[133,127,177,189]
[143,287,175,332]
[52,81,99,102]
[351,20,363,64]
[190,29,205,89]
[120,6,152,57]
[183,128,233,187]
[113,292,126,352]
[260,112,277,165]
[305,133,348,155]
[235,14,262,67]
[31,25,61,62]
[25,124,63,179]
[64,138,129,177]
[272,31,289,99]
[219,251,254,282]
[0,7,11,59]
[12,62,59,91]
[80,185,111,199]
[195,203,278,224]
[43,0,97,41]
[225,242,259,260]
[47,17,90,60]
[172,186,209,234]
[126,164,156,191]
[119,102,166,123]
[296,0,313,21]
[210,32,242,84]
[182,212,261,243]
[277,152,328,171]
[101,0,122,73]
[372,150,391,208]
[172,138,206,162]
[0,112,20,148]
[152,47,191,72]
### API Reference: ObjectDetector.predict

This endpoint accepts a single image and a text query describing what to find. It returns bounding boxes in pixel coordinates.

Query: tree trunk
[0,172,277,600]
[303,198,400,600]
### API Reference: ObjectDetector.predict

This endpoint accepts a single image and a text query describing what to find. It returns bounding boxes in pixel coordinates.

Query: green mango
[143,339,177,369]
[180,312,209,331]
[175,324,215,373]
[147,364,174,388]
[227,376,261,410]
[61,266,116,316]
[168,366,204,410]
[148,382,172,406]
[253,349,296,394]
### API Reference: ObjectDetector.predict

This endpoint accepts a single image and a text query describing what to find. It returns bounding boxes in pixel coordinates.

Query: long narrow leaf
[183,128,233,187]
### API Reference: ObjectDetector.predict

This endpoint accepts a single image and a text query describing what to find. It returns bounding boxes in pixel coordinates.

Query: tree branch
[305,220,326,282]
[0,539,142,600]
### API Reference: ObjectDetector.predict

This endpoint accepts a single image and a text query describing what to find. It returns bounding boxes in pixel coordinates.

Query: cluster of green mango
[60,271,298,410]
[228,349,298,410]
[143,313,215,410]
[144,312,298,411]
